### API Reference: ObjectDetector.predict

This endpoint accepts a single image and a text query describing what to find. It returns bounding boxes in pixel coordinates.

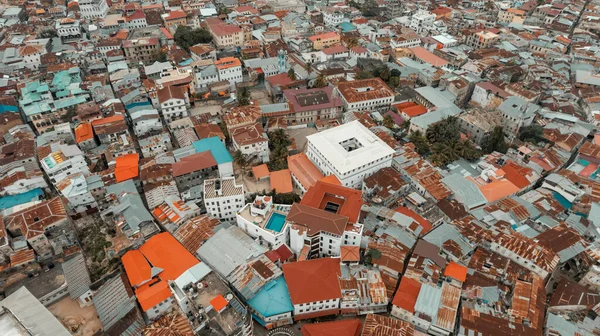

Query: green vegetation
[356,66,403,89]
[234,150,249,175]
[174,26,213,50]
[383,114,395,129]
[287,68,297,81]
[76,215,118,282]
[314,73,327,88]
[364,248,382,266]
[410,117,481,167]
[38,29,57,39]
[483,126,508,154]
[267,129,292,171]
[150,50,168,63]
[518,125,549,144]
[237,87,251,106]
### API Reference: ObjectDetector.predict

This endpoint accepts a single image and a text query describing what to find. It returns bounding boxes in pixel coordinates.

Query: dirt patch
[286,127,318,152]
[48,297,102,336]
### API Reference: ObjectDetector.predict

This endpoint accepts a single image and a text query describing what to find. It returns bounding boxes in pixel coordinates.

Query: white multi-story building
[130,109,163,136]
[231,123,269,163]
[282,258,342,320]
[409,11,436,34]
[56,173,98,213]
[322,8,345,27]
[236,195,292,247]
[18,44,46,70]
[336,78,395,113]
[215,57,243,88]
[39,143,90,185]
[55,18,82,39]
[79,0,109,18]
[157,86,189,125]
[204,177,245,222]
[306,121,395,189]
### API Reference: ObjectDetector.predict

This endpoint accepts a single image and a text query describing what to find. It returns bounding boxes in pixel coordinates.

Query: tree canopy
[483,126,508,154]
[174,26,213,50]
[518,125,549,144]
[267,129,292,171]
[237,87,251,106]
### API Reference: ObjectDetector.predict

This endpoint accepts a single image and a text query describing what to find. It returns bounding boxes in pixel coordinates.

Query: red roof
[394,206,432,234]
[444,261,468,282]
[301,181,362,223]
[501,161,533,189]
[165,10,186,20]
[135,279,171,312]
[172,151,217,177]
[282,258,342,304]
[265,244,294,263]
[252,164,270,179]
[139,233,200,281]
[580,164,599,178]
[391,277,422,313]
[322,45,348,55]
[409,46,449,67]
[401,105,427,117]
[91,114,125,126]
[115,153,139,182]
[301,319,362,336]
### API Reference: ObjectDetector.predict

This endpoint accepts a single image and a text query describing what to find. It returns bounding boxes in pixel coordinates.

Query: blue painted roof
[0,105,18,113]
[339,22,356,32]
[193,136,232,164]
[248,276,293,319]
[125,102,152,111]
[0,188,43,210]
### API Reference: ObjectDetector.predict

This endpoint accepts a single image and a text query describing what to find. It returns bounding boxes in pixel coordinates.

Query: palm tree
[287,68,297,81]
[314,73,327,88]
[234,150,248,175]
[304,61,313,78]
[383,114,395,129]
[347,38,359,49]
[379,67,391,82]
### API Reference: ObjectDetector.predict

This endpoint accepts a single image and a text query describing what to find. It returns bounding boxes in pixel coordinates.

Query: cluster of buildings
[2,0,600,334]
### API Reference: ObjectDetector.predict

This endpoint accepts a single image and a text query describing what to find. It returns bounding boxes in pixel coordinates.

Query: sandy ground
[250,90,272,105]
[48,297,102,336]
[286,127,318,152]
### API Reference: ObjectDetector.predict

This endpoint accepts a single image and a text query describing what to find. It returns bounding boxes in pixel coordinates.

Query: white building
[204,177,245,222]
[56,173,98,213]
[323,9,345,27]
[409,11,436,34]
[55,18,81,39]
[231,123,270,163]
[139,132,172,158]
[79,0,109,18]
[0,167,47,196]
[336,77,395,113]
[236,195,292,247]
[130,109,163,136]
[18,44,46,70]
[40,144,90,185]
[287,203,363,259]
[305,121,395,189]
[157,86,189,125]
[215,57,243,88]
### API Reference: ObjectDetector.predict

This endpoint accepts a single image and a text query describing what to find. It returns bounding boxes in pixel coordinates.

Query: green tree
[267,129,292,171]
[238,87,250,106]
[391,69,401,77]
[388,76,400,88]
[364,248,382,266]
[314,73,327,88]
[150,50,168,63]
[347,38,359,49]
[483,126,508,154]
[39,29,57,39]
[304,61,313,78]
[379,67,391,82]
[518,125,548,144]
[409,131,430,155]
[355,70,373,79]
[426,116,460,144]
[383,114,395,129]
[234,150,249,175]
[287,68,297,81]
[174,26,213,50]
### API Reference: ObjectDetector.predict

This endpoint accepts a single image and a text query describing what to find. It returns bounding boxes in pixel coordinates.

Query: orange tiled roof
[270,169,293,193]
[74,122,93,143]
[115,153,139,182]
[477,179,520,202]
[282,258,342,304]
[252,164,270,179]
[287,153,324,190]
[391,277,422,313]
[301,180,362,223]
[444,261,468,282]
[340,245,360,262]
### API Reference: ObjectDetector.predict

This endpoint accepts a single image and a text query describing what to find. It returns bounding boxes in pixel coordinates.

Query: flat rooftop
[306,120,395,174]
[238,205,287,232]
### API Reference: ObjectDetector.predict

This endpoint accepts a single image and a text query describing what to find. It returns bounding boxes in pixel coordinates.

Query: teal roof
[248,276,293,319]
[339,22,356,32]
[53,96,87,110]
[0,188,43,210]
[0,105,18,113]
[193,136,232,164]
